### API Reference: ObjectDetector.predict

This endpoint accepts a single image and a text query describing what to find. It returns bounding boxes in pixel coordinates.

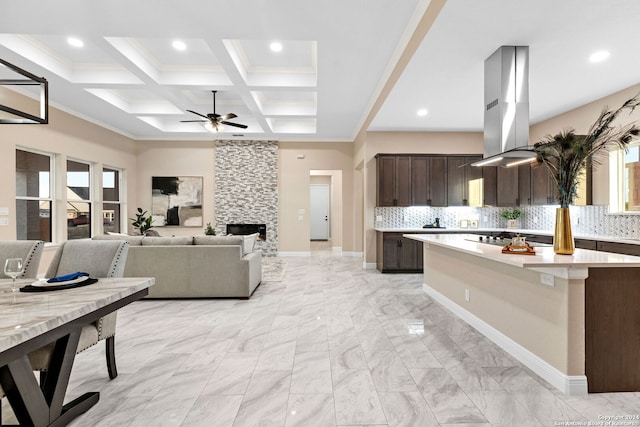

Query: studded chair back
[0,240,44,279]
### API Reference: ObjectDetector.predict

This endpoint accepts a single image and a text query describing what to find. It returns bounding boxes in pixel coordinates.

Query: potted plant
[534,95,640,254]
[130,208,153,235]
[204,223,216,236]
[500,209,522,229]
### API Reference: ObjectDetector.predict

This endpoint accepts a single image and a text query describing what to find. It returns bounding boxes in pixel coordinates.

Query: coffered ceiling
[1,0,639,142]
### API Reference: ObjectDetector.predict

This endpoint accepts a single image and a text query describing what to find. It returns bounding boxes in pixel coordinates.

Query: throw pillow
[242,233,259,254]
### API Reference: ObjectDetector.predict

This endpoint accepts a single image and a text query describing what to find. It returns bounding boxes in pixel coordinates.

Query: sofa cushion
[94,234,144,246]
[194,235,245,255]
[141,236,193,246]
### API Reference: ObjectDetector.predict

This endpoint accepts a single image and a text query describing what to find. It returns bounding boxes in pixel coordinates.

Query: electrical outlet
[540,273,555,287]
[0,218,8,226]
[464,289,470,302]
[376,215,383,222]
[533,217,538,224]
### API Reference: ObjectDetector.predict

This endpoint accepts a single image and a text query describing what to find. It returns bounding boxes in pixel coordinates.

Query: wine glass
[4,258,24,293]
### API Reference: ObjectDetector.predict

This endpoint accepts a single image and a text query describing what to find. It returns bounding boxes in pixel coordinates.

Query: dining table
[0,276,154,427]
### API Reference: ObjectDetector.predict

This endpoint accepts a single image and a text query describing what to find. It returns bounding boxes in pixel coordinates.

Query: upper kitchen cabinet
[411,155,447,206]
[531,163,557,205]
[376,154,412,206]
[518,163,532,205]
[447,155,483,206]
[530,161,591,206]
[482,166,519,207]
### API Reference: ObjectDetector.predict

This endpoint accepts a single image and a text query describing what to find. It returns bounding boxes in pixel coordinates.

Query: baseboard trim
[277,251,311,257]
[422,283,588,396]
[363,262,377,269]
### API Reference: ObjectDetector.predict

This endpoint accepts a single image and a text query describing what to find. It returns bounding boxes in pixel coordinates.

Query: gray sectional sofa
[93,234,262,298]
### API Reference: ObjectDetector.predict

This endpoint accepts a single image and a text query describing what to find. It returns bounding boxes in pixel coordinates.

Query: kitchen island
[405,233,640,395]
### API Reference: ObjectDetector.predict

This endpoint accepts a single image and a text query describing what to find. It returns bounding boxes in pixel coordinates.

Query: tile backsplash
[374,205,640,240]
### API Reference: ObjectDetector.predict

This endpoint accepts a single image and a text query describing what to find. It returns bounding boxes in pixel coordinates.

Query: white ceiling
[1,0,639,142]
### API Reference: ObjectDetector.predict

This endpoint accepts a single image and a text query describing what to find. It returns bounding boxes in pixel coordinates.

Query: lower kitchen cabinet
[377,232,423,273]
[596,240,640,256]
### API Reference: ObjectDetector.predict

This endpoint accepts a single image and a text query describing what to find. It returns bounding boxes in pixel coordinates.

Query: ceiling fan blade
[187,109,209,119]
[221,121,248,129]
[180,120,208,123]
[220,113,237,121]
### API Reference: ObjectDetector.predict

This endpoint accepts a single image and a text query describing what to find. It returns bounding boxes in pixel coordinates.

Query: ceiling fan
[181,90,248,132]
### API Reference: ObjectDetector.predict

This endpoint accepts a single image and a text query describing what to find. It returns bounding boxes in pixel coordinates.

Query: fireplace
[226,224,267,241]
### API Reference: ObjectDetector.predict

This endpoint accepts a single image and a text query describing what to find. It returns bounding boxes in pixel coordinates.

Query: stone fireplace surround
[214,140,278,256]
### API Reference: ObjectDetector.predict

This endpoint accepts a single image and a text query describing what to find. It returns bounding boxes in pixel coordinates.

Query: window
[15,149,53,242]
[103,167,122,233]
[610,143,640,213]
[67,160,92,240]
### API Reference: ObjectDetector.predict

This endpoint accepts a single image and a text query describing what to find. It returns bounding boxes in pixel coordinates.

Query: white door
[310,184,330,240]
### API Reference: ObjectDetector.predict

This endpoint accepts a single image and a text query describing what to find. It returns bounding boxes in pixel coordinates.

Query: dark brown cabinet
[517,163,532,205]
[596,241,640,256]
[376,232,423,273]
[531,163,557,205]
[447,156,482,206]
[483,165,520,207]
[496,167,519,206]
[411,156,447,206]
[376,155,412,206]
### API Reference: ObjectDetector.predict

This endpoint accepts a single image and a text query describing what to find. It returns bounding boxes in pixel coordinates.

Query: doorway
[310,183,330,240]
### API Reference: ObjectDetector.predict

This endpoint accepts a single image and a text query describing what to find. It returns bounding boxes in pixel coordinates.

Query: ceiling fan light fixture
[204,121,223,133]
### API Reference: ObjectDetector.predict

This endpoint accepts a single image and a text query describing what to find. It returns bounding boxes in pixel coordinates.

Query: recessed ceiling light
[67,37,84,48]
[270,42,283,53]
[172,40,187,51]
[417,108,428,117]
[589,50,610,63]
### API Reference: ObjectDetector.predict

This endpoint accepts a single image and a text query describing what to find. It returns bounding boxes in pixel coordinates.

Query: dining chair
[0,240,44,418]
[0,240,45,279]
[28,239,130,380]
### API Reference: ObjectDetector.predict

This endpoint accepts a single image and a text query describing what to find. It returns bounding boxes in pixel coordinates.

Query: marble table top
[0,277,154,354]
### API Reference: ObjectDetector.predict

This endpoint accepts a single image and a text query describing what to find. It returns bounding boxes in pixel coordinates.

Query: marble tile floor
[2,251,639,427]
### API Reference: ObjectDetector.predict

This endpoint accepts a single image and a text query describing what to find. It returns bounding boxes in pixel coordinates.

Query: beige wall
[362,131,484,264]
[530,83,640,205]
[424,244,584,375]
[134,140,215,237]
[279,141,355,253]
[0,88,137,242]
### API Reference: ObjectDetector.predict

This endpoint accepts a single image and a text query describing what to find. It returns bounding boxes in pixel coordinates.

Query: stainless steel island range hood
[472,46,537,167]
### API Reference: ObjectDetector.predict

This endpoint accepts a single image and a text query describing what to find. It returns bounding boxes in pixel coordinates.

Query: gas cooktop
[464,236,551,247]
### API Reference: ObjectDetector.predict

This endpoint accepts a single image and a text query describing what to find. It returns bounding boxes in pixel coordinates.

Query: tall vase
[553,207,575,255]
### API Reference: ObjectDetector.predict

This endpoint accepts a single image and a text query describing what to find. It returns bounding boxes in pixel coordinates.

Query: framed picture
[151,176,203,227]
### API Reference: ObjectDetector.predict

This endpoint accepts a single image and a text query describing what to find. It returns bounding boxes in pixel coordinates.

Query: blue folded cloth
[47,271,90,283]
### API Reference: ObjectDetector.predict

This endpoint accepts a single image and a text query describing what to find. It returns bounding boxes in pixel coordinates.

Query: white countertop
[404,233,640,270]
[0,277,154,354]
[376,227,640,246]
